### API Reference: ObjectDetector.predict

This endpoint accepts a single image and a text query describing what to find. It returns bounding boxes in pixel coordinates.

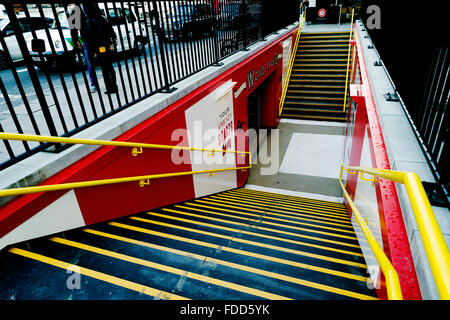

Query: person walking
[79,1,118,94]
[69,4,98,93]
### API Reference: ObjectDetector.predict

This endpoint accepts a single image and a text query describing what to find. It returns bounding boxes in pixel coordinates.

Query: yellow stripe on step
[8,247,188,300]
[98,223,375,300]
[48,237,289,300]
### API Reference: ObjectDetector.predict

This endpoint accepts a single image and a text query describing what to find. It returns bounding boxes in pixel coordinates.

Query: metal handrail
[339,165,403,300]
[341,164,450,299]
[0,166,252,198]
[342,8,355,112]
[0,132,250,156]
[278,11,306,117]
[0,132,251,197]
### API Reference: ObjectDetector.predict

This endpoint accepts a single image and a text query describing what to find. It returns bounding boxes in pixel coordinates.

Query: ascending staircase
[0,188,377,300]
[282,31,351,122]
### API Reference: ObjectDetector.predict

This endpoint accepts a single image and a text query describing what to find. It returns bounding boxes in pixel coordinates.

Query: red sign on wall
[318,8,327,17]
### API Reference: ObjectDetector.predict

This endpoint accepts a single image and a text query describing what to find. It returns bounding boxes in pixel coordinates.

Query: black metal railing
[0,0,283,170]
[414,47,449,205]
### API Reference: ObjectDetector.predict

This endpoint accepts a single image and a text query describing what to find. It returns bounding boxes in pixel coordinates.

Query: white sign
[184,81,238,198]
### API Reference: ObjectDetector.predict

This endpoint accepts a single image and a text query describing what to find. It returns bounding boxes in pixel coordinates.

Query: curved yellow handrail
[342,164,450,300]
[342,8,355,112]
[339,166,403,300]
[278,11,306,117]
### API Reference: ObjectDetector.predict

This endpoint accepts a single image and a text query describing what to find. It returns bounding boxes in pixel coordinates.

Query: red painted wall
[0,29,298,245]
[343,26,422,300]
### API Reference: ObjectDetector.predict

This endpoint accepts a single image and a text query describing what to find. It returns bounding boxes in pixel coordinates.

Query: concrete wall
[355,20,450,300]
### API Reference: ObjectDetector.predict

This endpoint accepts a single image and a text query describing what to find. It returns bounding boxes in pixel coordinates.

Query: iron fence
[0,0,269,170]
[415,47,449,205]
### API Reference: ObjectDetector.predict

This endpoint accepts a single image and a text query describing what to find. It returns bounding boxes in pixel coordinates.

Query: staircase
[1,188,377,300]
[282,31,351,122]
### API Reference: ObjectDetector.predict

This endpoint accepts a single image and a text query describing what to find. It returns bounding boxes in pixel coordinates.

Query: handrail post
[343,8,355,112]
[339,164,403,300]
[151,0,176,93]
[278,12,305,117]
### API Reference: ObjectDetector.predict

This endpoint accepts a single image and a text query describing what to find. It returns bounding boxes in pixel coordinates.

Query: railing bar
[34,3,73,133]
[122,2,142,99]
[165,0,182,81]
[48,2,86,128]
[342,8,354,112]
[148,0,164,89]
[4,3,59,137]
[339,167,403,300]
[111,1,136,101]
[174,0,187,76]
[430,85,449,157]
[136,0,154,92]
[140,1,157,92]
[0,77,30,152]
[128,1,148,95]
[0,123,15,158]
[157,0,174,84]
[183,0,196,74]
[0,165,251,198]
[343,164,450,299]
[420,48,443,132]
[0,132,250,155]
[0,31,41,138]
[60,3,101,121]
[425,50,449,147]
[22,3,71,127]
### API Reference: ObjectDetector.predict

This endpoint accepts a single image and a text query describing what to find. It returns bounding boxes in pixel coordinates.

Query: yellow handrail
[0,132,251,197]
[342,164,450,299]
[0,165,252,198]
[339,165,403,300]
[278,11,306,117]
[0,132,250,156]
[342,8,355,112]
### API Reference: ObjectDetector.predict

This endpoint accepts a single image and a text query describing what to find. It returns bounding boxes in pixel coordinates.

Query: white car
[28,3,151,70]
[0,16,54,69]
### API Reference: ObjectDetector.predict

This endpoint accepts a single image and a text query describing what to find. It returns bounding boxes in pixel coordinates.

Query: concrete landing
[246,119,346,202]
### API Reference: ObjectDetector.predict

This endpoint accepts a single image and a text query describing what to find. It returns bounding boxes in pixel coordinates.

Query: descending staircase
[282,31,351,122]
[0,188,377,300]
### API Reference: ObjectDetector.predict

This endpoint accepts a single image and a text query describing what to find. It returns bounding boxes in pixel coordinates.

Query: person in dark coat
[77,1,118,94]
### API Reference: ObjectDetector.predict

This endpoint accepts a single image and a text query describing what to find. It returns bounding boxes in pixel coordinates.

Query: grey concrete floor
[246,119,346,200]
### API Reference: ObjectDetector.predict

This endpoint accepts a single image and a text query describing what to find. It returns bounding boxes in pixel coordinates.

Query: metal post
[242,0,247,51]
[151,0,176,93]
[212,0,223,66]
[4,2,58,137]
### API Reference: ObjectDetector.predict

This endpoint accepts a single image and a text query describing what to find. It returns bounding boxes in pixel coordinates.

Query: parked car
[158,2,217,41]
[0,15,54,69]
[27,3,150,70]
[217,3,252,30]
